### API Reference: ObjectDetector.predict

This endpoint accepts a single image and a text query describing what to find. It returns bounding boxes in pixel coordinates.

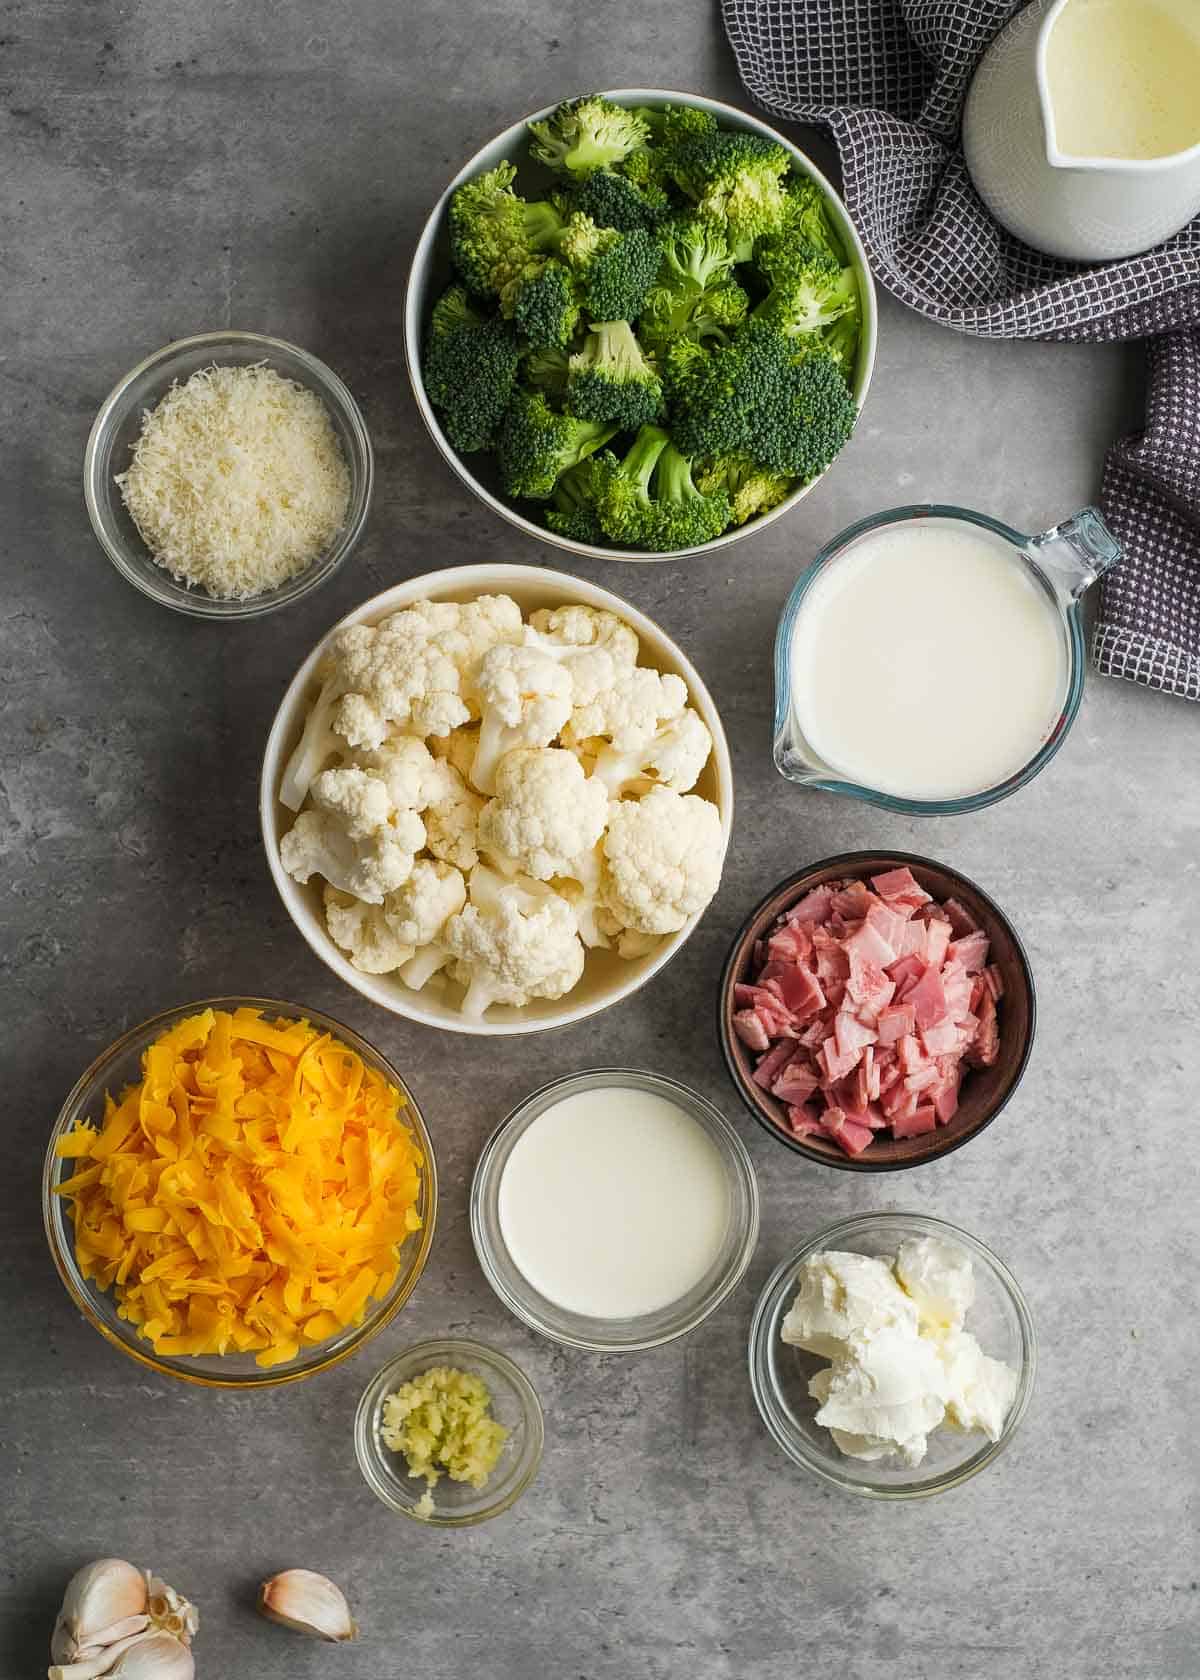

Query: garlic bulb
[51,1561,149,1664]
[48,1563,197,1680]
[258,1569,357,1642]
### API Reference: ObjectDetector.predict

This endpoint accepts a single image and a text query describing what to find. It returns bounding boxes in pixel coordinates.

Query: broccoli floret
[640,217,748,351]
[505,258,581,349]
[770,176,848,264]
[571,168,670,233]
[559,213,661,322]
[423,285,521,454]
[525,344,572,400]
[664,128,793,248]
[528,96,650,174]
[588,424,672,547]
[651,444,733,548]
[696,455,794,526]
[639,105,719,148]
[753,244,858,341]
[669,317,857,482]
[544,458,605,543]
[822,310,861,378]
[449,161,566,299]
[565,320,664,429]
[497,389,617,501]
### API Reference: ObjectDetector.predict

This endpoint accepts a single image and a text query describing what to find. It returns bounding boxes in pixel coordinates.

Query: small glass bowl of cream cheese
[749,1212,1036,1498]
[471,1070,760,1352]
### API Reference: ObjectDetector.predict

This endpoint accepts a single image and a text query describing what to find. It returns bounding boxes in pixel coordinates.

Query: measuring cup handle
[1026,507,1123,602]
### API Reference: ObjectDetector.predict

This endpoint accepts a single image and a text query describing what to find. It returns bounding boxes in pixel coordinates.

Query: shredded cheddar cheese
[55,1008,424,1368]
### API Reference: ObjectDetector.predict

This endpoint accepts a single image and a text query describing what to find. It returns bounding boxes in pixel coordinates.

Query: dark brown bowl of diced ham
[718,853,1035,1171]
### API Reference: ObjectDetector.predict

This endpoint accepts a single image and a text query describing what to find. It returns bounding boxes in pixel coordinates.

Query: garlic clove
[143,1575,198,1646]
[258,1569,357,1642]
[52,1616,152,1665]
[104,1633,194,1680]
[49,1627,161,1680]
[54,1562,148,1660]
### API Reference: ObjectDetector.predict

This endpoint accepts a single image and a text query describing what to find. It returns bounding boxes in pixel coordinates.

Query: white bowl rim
[403,86,879,564]
[260,561,735,1036]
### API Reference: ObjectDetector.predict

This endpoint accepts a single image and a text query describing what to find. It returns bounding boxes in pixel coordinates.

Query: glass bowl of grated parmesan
[85,331,373,618]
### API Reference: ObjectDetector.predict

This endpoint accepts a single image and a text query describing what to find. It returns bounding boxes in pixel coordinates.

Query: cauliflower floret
[528,605,639,669]
[595,905,663,959]
[590,707,712,795]
[408,594,524,707]
[477,748,608,880]
[324,886,415,974]
[600,786,724,934]
[423,762,485,871]
[444,887,585,1018]
[385,858,467,948]
[561,667,690,757]
[358,735,449,810]
[280,658,344,812]
[470,644,574,795]
[279,767,426,903]
[331,615,471,749]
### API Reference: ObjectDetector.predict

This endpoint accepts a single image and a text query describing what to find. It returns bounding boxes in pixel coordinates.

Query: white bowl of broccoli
[261,563,734,1036]
[404,89,878,562]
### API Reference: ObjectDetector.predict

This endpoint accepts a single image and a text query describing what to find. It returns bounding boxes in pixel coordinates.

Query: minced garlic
[116,362,350,599]
[54,1007,424,1368]
[381,1366,509,1514]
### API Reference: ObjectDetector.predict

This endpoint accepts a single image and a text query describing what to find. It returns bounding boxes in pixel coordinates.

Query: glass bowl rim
[470,1067,761,1352]
[772,502,1087,815]
[717,849,1038,1171]
[747,1210,1037,1499]
[43,995,438,1389]
[83,329,375,620]
[353,1335,545,1526]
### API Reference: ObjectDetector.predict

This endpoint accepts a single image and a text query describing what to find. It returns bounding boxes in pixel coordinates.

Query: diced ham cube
[885,953,925,990]
[822,1108,874,1157]
[786,885,835,926]
[904,963,948,1031]
[733,1009,770,1052]
[846,951,897,1015]
[892,1102,937,1139]
[948,930,990,973]
[943,897,981,938]
[767,922,813,966]
[934,1070,960,1124]
[834,1009,877,1059]
[876,1051,903,1095]
[734,983,761,1008]
[735,984,797,1038]
[941,959,974,1020]
[966,991,1000,1068]
[898,919,927,958]
[812,926,850,987]
[818,1038,861,1084]
[865,901,909,955]
[880,1084,919,1122]
[896,1034,931,1075]
[919,1016,960,1057]
[876,1003,916,1045]
[955,1011,980,1050]
[761,961,826,1022]
[830,881,874,919]
[798,1016,834,1049]
[870,867,931,910]
[844,919,898,970]
[863,1044,881,1103]
[752,1040,797,1090]
[982,964,1005,1001]
[786,1103,827,1138]
[923,918,952,968]
[903,1064,940,1094]
[772,1059,821,1105]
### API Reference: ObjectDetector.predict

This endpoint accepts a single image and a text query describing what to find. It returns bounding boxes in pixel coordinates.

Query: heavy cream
[1046,0,1200,161]
[789,520,1068,800]
[497,1085,730,1319]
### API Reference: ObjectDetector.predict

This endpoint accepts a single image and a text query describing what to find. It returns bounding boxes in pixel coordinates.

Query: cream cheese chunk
[783,1239,1018,1467]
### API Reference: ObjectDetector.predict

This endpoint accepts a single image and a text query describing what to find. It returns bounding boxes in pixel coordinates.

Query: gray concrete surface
[3,3,1197,1677]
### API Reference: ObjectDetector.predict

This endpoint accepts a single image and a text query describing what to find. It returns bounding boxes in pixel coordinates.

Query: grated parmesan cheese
[116,362,352,600]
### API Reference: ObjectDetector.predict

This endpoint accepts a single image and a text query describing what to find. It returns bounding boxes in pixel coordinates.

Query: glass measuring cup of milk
[773,504,1122,815]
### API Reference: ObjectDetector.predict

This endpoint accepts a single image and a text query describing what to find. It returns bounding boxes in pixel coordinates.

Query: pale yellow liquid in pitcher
[1046,0,1200,159]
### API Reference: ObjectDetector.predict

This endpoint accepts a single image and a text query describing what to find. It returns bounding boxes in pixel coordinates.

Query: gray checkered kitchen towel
[723,0,1200,701]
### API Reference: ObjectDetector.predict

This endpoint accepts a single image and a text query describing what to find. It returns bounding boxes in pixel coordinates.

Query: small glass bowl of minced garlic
[355,1339,544,1525]
[84,331,373,620]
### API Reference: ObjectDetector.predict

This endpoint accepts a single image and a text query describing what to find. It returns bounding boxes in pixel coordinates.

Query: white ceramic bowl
[261,563,734,1035]
[404,87,878,564]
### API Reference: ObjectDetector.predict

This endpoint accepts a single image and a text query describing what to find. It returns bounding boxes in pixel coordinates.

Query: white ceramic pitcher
[962,0,1200,261]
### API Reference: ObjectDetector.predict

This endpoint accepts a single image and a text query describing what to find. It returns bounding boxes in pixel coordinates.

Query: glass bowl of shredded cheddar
[43,999,436,1388]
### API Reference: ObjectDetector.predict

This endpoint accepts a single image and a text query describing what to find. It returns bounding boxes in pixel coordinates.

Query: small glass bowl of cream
[748,1212,1036,1499]
[470,1070,760,1352]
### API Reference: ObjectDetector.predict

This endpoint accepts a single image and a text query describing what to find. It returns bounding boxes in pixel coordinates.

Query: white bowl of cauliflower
[261,564,733,1035]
